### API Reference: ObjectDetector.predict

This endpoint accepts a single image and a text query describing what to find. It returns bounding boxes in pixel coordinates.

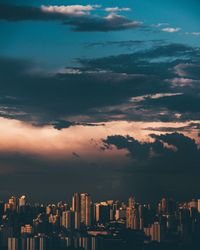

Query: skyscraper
[81,193,92,227]
[18,196,26,207]
[128,196,135,209]
[8,238,19,250]
[8,196,17,211]
[126,197,139,230]
[62,211,75,229]
[74,211,80,229]
[198,199,200,213]
[72,193,81,212]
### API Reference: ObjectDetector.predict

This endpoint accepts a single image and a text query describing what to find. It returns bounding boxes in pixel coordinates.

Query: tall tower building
[144,222,162,243]
[150,222,161,242]
[62,211,75,229]
[8,197,17,211]
[161,198,167,214]
[126,206,140,230]
[75,211,80,229]
[19,196,26,207]
[72,193,81,212]
[81,193,92,227]
[198,199,200,213]
[8,238,19,250]
[95,202,110,224]
[128,196,135,209]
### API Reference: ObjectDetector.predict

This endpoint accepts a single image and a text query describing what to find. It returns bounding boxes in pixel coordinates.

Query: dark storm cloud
[79,43,197,75]
[78,43,200,121]
[144,122,200,132]
[139,94,200,113]
[52,120,104,130]
[0,42,200,125]
[0,3,141,32]
[0,56,170,124]
[103,133,200,174]
[64,13,141,32]
[102,133,200,200]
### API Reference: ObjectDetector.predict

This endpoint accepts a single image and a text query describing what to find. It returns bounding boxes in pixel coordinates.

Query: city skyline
[1,192,200,249]
[0,0,200,202]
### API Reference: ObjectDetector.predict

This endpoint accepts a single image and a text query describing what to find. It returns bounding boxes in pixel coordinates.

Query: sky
[0,0,200,203]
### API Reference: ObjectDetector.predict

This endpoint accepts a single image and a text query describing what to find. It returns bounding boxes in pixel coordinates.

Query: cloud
[103,132,200,174]
[105,7,131,12]
[152,23,169,28]
[84,39,164,48]
[162,27,181,33]
[52,120,105,130]
[185,32,200,36]
[139,93,200,114]
[170,78,200,88]
[0,3,141,32]
[65,13,142,32]
[0,56,166,124]
[0,115,199,201]
[80,43,195,73]
[0,42,200,126]
[72,152,80,158]
[102,133,200,200]
[144,122,200,133]
[78,43,200,121]
[130,93,183,103]
[174,63,200,79]
[41,5,99,15]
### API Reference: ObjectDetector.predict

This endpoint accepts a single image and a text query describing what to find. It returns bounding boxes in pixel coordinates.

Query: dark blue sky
[1,0,200,69]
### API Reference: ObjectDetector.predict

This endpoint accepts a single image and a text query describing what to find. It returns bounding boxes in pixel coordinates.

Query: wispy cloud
[185,32,200,36]
[105,7,131,12]
[130,93,183,103]
[162,27,181,33]
[170,78,200,88]
[152,23,169,27]
[41,4,100,15]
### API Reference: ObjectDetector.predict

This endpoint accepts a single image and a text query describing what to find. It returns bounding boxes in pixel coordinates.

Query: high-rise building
[62,211,75,229]
[128,197,135,209]
[115,208,126,220]
[21,225,33,234]
[198,199,200,213]
[8,196,17,211]
[151,222,162,242]
[144,222,162,242]
[72,193,81,212]
[95,202,110,224]
[18,196,26,207]
[81,193,92,227]
[75,211,80,229]
[79,237,90,250]
[8,238,19,250]
[126,204,140,230]
[189,199,197,209]
[39,236,47,250]
[0,226,14,249]
[161,198,167,214]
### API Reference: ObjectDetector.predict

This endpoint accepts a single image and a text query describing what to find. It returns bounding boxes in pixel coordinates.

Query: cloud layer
[0,42,200,126]
[103,133,200,199]
[0,3,141,32]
